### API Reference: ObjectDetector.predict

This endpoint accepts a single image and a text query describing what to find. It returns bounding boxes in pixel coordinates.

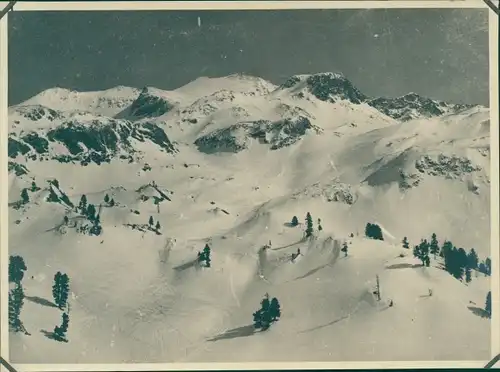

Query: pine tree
[465,266,472,283]
[109,198,115,207]
[341,242,348,257]
[269,297,281,321]
[365,223,384,241]
[253,294,273,330]
[21,188,29,204]
[305,212,313,238]
[485,291,492,318]
[104,194,110,204]
[485,257,491,276]
[31,181,40,192]
[402,237,409,249]
[424,255,430,267]
[8,283,26,334]
[149,216,154,227]
[9,255,27,284]
[86,204,96,221]
[155,221,161,231]
[63,216,69,225]
[53,312,70,342]
[52,272,70,310]
[318,224,323,231]
[203,244,211,268]
[291,216,299,226]
[78,195,88,213]
[467,248,479,270]
[429,233,439,258]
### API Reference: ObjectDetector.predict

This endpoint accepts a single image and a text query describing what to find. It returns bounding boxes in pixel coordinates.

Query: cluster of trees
[103,193,116,207]
[198,244,211,268]
[8,255,72,342]
[52,271,71,342]
[8,255,29,335]
[252,293,281,330]
[148,216,162,234]
[76,195,102,236]
[405,233,491,284]
[365,223,384,241]
[290,213,322,237]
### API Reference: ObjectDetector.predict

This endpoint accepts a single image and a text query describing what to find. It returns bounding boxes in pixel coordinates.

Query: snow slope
[6,72,492,364]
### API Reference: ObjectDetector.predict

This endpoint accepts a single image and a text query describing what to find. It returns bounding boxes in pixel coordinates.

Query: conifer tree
[402,237,409,249]
[305,212,314,237]
[341,242,348,257]
[109,198,115,207]
[64,216,69,225]
[467,248,479,270]
[253,294,273,330]
[21,188,29,204]
[203,244,211,268]
[149,216,154,227]
[31,181,37,192]
[86,204,96,221]
[317,218,322,231]
[53,312,70,342]
[465,266,472,283]
[485,291,492,318]
[269,297,281,321]
[104,194,110,204]
[429,233,439,258]
[52,272,70,310]
[78,195,88,213]
[485,257,491,276]
[8,283,27,334]
[9,255,27,284]
[155,221,161,231]
[291,216,299,227]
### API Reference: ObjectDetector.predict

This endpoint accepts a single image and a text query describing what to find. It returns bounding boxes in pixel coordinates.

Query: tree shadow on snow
[293,263,330,281]
[26,296,58,308]
[385,263,422,270]
[468,306,490,319]
[207,325,256,342]
[173,259,198,272]
[40,329,56,341]
[298,315,349,333]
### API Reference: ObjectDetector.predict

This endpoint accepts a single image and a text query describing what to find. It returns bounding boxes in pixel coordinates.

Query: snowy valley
[6,72,492,364]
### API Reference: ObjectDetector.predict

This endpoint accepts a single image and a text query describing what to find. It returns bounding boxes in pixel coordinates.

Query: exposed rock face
[415,154,482,180]
[129,88,176,118]
[295,181,358,205]
[194,116,322,154]
[8,118,177,166]
[367,93,475,122]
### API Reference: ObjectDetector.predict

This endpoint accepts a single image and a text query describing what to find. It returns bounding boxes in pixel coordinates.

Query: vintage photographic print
[2,1,498,368]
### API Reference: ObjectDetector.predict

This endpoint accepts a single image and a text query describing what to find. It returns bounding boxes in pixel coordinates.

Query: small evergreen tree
[467,248,479,270]
[485,291,492,318]
[104,194,110,204]
[109,198,115,207]
[8,283,27,334]
[203,244,211,268]
[149,216,154,227]
[305,212,313,238]
[86,204,96,221]
[269,297,281,321]
[429,233,439,258]
[155,221,161,231]
[31,181,40,192]
[21,188,29,204]
[63,216,69,225]
[53,312,70,342]
[78,195,88,213]
[290,216,299,226]
[341,242,348,257]
[485,257,491,276]
[465,266,472,283]
[253,294,273,330]
[402,237,409,249]
[424,255,430,267]
[365,223,383,241]
[9,255,27,284]
[318,224,323,231]
[52,272,70,310]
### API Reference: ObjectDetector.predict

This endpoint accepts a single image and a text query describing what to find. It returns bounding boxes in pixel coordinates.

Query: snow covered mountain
[7,72,492,365]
